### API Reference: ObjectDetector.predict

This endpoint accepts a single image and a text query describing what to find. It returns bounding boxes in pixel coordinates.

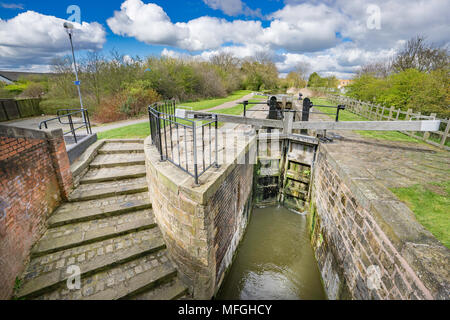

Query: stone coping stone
[144,134,257,205]
[66,134,98,164]
[70,139,106,178]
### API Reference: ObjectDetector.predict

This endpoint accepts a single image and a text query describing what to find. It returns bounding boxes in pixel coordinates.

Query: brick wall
[309,145,449,300]
[0,126,73,299]
[212,163,253,285]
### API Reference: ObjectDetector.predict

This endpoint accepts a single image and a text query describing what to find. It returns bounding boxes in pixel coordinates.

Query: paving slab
[69,177,148,201]
[80,165,147,183]
[34,209,156,256]
[47,193,151,227]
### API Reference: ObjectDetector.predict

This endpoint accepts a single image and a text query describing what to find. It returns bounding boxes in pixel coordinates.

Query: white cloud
[108,0,263,51]
[202,0,262,17]
[0,2,23,9]
[203,0,243,16]
[0,11,106,70]
[107,0,341,53]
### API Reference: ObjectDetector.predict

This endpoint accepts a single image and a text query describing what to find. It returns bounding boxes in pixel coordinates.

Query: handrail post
[156,111,164,161]
[214,114,219,168]
[243,100,248,117]
[68,114,77,144]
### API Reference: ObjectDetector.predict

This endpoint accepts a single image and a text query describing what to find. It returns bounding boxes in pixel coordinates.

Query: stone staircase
[15,140,189,300]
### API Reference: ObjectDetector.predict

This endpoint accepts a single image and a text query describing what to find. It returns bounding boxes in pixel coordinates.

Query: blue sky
[1,0,449,78]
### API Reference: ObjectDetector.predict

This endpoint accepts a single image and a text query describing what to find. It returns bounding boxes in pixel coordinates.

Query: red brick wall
[0,129,72,299]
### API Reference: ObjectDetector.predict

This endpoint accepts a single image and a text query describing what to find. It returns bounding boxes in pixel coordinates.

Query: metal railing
[39,109,92,144]
[148,100,219,185]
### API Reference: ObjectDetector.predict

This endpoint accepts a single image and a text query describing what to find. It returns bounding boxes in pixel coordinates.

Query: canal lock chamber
[216,133,326,299]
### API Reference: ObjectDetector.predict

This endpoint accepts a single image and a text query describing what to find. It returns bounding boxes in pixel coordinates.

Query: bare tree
[295,62,311,81]
[210,52,240,71]
[358,60,392,78]
[392,35,449,72]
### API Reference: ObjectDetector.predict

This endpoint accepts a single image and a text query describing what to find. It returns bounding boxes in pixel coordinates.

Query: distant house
[0,71,51,84]
[338,79,353,89]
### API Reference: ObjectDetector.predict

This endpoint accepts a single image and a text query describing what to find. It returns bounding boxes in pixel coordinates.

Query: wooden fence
[327,94,450,151]
[0,98,42,122]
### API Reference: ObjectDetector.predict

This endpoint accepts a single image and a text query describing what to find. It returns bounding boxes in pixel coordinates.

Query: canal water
[217,206,326,300]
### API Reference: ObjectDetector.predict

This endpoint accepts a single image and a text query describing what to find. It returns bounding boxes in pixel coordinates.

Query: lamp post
[63,22,85,122]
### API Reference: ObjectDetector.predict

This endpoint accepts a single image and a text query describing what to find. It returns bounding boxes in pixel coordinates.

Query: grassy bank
[390,181,450,248]
[97,122,149,140]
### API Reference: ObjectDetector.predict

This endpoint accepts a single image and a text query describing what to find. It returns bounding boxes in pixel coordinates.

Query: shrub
[94,94,128,123]
[19,83,46,98]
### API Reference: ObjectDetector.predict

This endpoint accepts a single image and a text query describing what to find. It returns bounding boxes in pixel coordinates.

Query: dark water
[216,206,326,300]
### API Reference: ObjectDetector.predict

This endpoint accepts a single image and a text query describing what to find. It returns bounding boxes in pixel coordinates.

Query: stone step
[68,177,148,202]
[33,251,177,300]
[132,278,188,300]
[103,139,145,144]
[80,165,147,184]
[98,142,144,155]
[33,209,156,257]
[89,153,146,169]
[47,193,151,228]
[17,228,165,299]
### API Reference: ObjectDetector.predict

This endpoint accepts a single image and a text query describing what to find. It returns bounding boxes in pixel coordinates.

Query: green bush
[347,69,450,118]
[40,98,82,115]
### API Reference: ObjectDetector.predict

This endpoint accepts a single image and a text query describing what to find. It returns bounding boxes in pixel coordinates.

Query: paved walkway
[202,93,256,112]
[309,110,450,189]
[15,140,188,300]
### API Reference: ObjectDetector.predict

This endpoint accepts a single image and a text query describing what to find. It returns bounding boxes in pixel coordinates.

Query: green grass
[180,90,253,111]
[390,181,450,248]
[310,98,421,143]
[97,122,150,140]
[211,98,265,116]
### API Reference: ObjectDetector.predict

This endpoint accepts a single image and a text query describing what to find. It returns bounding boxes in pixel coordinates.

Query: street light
[63,22,85,122]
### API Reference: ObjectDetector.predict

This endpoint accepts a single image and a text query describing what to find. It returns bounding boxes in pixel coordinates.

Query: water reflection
[217,206,326,300]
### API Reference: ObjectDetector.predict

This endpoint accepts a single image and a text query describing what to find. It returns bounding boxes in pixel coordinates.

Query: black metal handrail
[148,100,219,185]
[39,109,92,144]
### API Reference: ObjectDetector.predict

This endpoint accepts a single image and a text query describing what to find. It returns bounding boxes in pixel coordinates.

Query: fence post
[405,109,412,120]
[423,113,436,140]
[388,106,394,121]
[441,119,450,147]
[380,106,385,120]
[1,100,9,121]
[395,108,401,120]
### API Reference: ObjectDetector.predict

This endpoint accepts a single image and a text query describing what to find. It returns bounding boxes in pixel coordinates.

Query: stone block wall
[309,144,449,300]
[0,125,73,299]
[145,136,255,299]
